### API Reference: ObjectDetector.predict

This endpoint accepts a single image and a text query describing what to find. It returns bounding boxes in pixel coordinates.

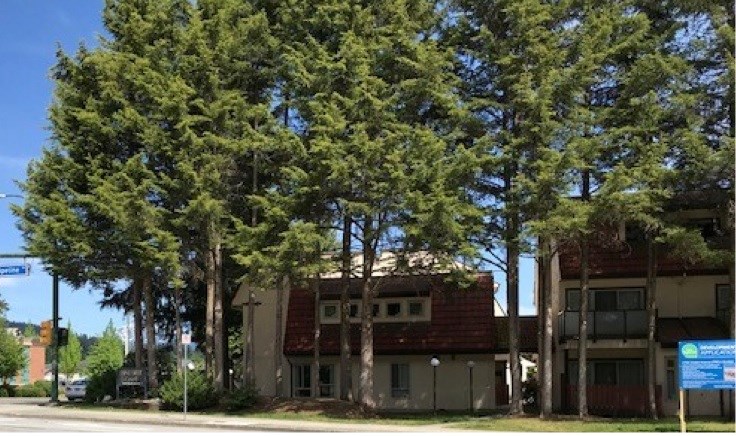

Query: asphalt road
[0,416,229,432]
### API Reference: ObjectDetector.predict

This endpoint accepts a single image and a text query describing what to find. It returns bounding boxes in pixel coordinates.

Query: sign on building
[678,340,735,390]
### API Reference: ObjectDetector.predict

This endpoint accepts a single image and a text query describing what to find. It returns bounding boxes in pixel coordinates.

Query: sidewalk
[0,399,473,432]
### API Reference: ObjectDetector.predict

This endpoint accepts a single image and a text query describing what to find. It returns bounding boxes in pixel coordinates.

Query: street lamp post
[467,361,475,412]
[430,356,440,413]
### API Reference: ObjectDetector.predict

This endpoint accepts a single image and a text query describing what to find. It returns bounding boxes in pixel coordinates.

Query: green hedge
[224,384,259,411]
[15,384,46,397]
[33,380,52,396]
[160,371,217,411]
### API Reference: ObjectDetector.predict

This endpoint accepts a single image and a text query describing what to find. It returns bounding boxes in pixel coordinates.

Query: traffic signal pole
[51,272,59,403]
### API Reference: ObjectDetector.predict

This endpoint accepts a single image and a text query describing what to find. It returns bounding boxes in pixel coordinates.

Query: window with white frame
[390,363,410,398]
[319,365,335,397]
[386,301,402,317]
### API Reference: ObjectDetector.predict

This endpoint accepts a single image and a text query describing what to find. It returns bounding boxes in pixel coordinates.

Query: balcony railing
[559,310,648,341]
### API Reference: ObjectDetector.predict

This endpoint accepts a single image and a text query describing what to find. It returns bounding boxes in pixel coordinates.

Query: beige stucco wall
[558,275,729,318]
[286,355,495,411]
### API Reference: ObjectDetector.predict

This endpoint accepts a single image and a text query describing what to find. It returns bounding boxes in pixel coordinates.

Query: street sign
[181,333,191,345]
[678,340,735,390]
[0,264,30,276]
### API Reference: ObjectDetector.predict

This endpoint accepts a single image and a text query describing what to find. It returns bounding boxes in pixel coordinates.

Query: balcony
[559,310,648,341]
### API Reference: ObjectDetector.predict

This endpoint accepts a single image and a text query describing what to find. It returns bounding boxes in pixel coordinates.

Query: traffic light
[39,320,52,346]
[57,328,69,347]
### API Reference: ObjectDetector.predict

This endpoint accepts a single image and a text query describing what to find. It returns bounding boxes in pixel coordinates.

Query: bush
[15,384,46,397]
[33,380,52,396]
[224,384,259,411]
[160,371,217,411]
[0,386,10,397]
[85,370,117,402]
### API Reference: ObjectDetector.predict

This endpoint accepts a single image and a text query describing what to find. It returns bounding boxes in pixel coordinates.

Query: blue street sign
[0,264,30,276]
[679,340,736,390]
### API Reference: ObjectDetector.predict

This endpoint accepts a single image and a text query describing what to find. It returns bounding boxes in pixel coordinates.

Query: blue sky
[0,1,536,337]
[0,1,126,336]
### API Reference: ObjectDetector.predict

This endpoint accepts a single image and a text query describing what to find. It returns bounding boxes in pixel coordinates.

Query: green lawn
[63,403,735,432]
[452,416,736,432]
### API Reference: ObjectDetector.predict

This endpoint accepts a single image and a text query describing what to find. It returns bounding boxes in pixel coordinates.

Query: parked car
[65,379,87,401]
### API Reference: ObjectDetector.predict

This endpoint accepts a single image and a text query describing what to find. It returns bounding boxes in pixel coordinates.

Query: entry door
[319,365,335,397]
[293,364,311,397]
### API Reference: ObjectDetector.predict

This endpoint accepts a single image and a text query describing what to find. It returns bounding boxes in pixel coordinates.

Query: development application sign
[678,340,735,390]
[0,264,30,276]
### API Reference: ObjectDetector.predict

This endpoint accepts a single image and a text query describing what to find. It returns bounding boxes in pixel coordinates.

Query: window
[373,304,381,317]
[293,364,311,397]
[566,288,644,311]
[387,302,402,317]
[666,358,677,400]
[323,304,337,319]
[349,303,359,318]
[408,301,424,316]
[391,363,410,398]
[568,360,644,386]
[319,365,335,397]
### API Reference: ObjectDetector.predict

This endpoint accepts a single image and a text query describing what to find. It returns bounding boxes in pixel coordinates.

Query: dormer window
[323,304,338,319]
[320,297,430,323]
[408,301,424,316]
[387,302,402,317]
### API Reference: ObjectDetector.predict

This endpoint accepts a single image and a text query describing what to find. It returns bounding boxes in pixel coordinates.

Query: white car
[65,379,87,401]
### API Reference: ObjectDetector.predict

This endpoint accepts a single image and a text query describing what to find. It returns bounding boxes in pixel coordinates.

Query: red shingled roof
[558,241,728,280]
[656,317,730,348]
[284,276,504,356]
[493,316,539,352]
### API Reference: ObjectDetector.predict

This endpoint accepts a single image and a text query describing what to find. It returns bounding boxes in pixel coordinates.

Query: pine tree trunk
[245,149,258,387]
[360,274,375,410]
[133,276,144,370]
[540,240,553,418]
[578,235,590,418]
[508,238,522,415]
[312,277,321,398]
[205,235,215,378]
[646,236,658,419]
[275,275,287,396]
[340,213,353,401]
[246,289,255,386]
[174,285,183,372]
[537,248,545,416]
[213,239,224,392]
[578,171,591,419]
[143,274,157,390]
[505,162,522,415]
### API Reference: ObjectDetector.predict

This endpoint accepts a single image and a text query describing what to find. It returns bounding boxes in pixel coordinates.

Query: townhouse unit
[233,259,537,411]
[542,200,734,416]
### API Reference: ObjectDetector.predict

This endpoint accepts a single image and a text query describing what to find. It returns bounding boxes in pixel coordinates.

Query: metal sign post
[182,333,191,419]
[678,340,736,432]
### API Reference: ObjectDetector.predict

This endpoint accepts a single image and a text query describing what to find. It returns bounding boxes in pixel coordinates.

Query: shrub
[33,380,52,396]
[160,371,217,411]
[85,369,117,402]
[224,384,259,411]
[0,386,10,397]
[15,384,46,397]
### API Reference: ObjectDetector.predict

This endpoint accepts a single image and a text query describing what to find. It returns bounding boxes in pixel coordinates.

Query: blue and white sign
[679,340,736,390]
[0,264,30,276]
